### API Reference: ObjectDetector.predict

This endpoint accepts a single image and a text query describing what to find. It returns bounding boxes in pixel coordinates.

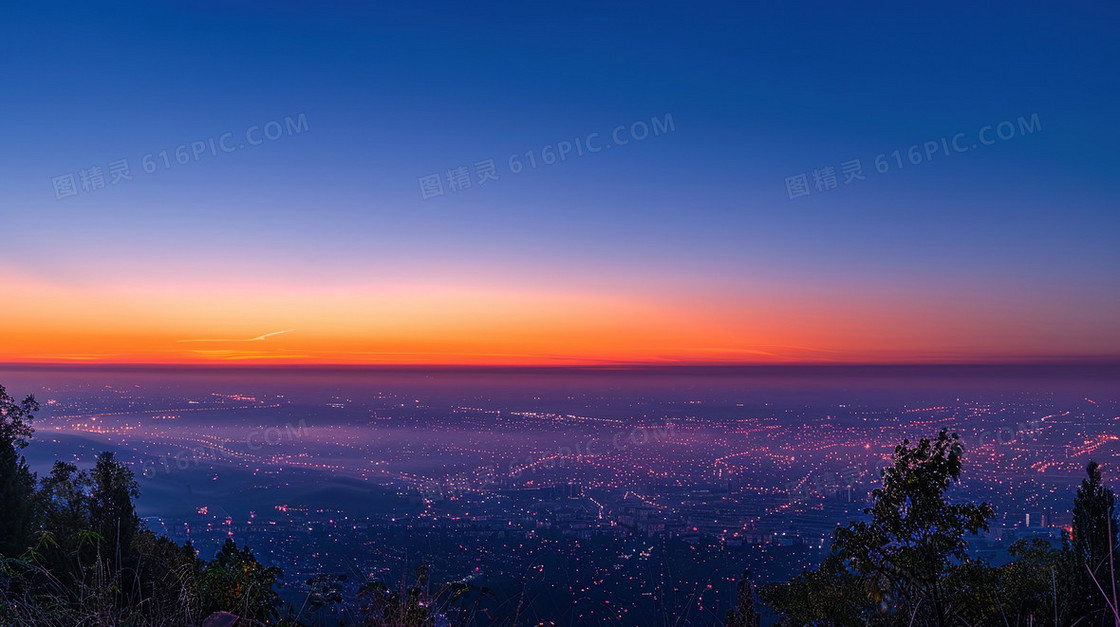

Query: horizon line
[2,359,1120,375]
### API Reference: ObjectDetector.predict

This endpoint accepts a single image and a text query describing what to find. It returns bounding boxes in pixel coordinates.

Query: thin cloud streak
[178,329,296,343]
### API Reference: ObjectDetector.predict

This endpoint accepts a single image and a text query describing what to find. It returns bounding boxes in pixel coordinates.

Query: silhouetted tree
[765,430,994,626]
[760,554,877,626]
[1070,460,1120,626]
[987,537,1075,626]
[198,538,283,623]
[0,385,38,558]
[725,567,759,627]
[88,451,140,566]
[132,528,203,622]
[937,558,1002,626]
[831,429,993,625]
[35,461,94,579]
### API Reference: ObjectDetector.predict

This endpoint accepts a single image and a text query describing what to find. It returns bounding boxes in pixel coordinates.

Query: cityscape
[3,1,1119,625]
[3,365,1117,623]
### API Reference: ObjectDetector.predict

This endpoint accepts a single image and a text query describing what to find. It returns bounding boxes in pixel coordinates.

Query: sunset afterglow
[2,3,1117,367]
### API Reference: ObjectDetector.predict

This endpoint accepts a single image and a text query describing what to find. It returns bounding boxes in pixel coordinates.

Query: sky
[1,1,1118,366]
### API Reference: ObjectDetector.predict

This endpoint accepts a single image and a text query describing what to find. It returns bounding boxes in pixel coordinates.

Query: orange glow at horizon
[1,272,1115,366]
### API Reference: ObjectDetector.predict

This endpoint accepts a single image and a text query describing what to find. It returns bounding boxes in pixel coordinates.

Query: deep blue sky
[2,1,1118,364]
